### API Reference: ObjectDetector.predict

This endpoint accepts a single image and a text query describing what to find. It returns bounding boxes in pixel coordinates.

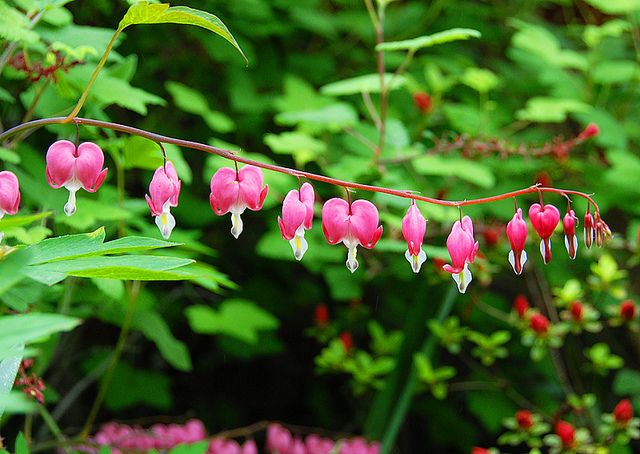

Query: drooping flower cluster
[266,423,380,454]
[0,138,609,294]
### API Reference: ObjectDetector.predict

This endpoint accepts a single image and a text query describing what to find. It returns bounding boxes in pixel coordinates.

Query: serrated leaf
[119,2,246,63]
[321,73,406,96]
[186,299,279,345]
[376,28,481,52]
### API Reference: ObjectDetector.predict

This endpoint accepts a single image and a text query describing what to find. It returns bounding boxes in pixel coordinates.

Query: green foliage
[376,28,481,53]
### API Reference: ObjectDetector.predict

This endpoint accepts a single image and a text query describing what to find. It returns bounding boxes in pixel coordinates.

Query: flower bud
[614,399,633,425]
[620,300,637,321]
[515,410,533,430]
[413,92,432,113]
[555,421,575,448]
[513,294,530,319]
[578,123,599,140]
[570,301,583,321]
[530,313,549,335]
[584,211,595,248]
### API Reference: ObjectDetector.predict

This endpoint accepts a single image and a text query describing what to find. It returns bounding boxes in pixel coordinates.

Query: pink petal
[402,203,426,256]
[75,142,107,191]
[506,208,528,252]
[146,162,181,215]
[45,140,76,188]
[238,165,266,210]
[0,171,20,215]
[445,220,474,270]
[321,198,350,245]
[279,189,307,240]
[350,199,383,248]
[210,167,240,215]
[299,182,315,229]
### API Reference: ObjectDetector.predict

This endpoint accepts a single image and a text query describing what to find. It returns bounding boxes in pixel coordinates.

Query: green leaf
[321,73,406,96]
[517,97,591,122]
[376,28,481,52]
[186,299,279,345]
[412,155,495,188]
[134,311,192,371]
[0,313,81,354]
[0,212,51,230]
[0,147,20,163]
[592,60,638,84]
[614,369,640,395]
[119,2,246,63]
[168,441,209,454]
[166,81,235,133]
[15,432,29,454]
[0,3,39,43]
[103,360,172,411]
[584,0,640,14]
[275,103,358,132]
[0,392,36,415]
[0,87,14,104]
[264,132,327,166]
[460,67,500,93]
[0,249,31,296]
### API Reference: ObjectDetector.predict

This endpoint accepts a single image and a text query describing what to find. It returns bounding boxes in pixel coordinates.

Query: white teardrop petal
[64,190,77,217]
[155,210,176,240]
[289,232,309,261]
[346,245,359,273]
[230,212,243,239]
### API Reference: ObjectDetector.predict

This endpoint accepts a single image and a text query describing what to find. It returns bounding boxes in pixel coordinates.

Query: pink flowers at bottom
[0,170,20,243]
[443,216,479,293]
[506,208,528,275]
[209,165,269,239]
[278,183,315,260]
[401,202,427,273]
[45,140,108,216]
[145,161,181,240]
[322,198,383,273]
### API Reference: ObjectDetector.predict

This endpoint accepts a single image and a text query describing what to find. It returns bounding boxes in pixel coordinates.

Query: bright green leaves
[376,28,480,53]
[585,343,624,376]
[0,2,39,43]
[414,353,455,400]
[119,2,246,63]
[0,313,81,360]
[321,73,406,96]
[166,82,236,134]
[22,228,194,285]
[584,0,640,14]
[186,299,279,345]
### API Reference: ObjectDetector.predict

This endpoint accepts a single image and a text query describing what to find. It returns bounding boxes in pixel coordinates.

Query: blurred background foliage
[2,0,640,452]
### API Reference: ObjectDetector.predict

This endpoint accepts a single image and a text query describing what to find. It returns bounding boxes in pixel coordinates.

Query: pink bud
[584,211,595,248]
[145,161,181,240]
[306,434,335,454]
[578,123,599,140]
[443,216,479,293]
[278,182,315,260]
[290,438,306,454]
[401,202,427,273]
[321,198,383,273]
[563,209,578,259]
[266,424,292,454]
[209,165,268,239]
[45,140,108,216]
[0,171,20,242]
[240,440,257,454]
[528,203,560,264]
[506,208,528,275]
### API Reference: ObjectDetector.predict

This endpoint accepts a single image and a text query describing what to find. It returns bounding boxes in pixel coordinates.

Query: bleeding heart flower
[584,211,595,248]
[563,209,578,259]
[321,198,383,273]
[528,203,560,264]
[443,216,479,293]
[305,434,335,454]
[506,208,528,275]
[278,183,314,260]
[145,161,181,240]
[0,171,20,243]
[209,165,268,239]
[401,202,427,273]
[45,140,108,216]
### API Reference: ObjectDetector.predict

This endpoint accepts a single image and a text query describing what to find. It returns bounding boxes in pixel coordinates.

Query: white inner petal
[64,190,78,217]
[155,208,176,240]
[230,211,243,239]
[452,263,473,294]
[346,244,359,273]
[564,235,578,259]
[405,249,427,273]
[289,228,308,261]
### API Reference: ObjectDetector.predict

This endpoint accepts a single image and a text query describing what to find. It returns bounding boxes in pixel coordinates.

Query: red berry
[570,301,583,321]
[515,410,533,429]
[471,448,490,454]
[314,304,329,328]
[614,399,633,424]
[529,313,549,334]
[555,421,575,448]
[513,294,530,319]
[621,300,637,321]
[339,331,353,352]
[413,92,432,113]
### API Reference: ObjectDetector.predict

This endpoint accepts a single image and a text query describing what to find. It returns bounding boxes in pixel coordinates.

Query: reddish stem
[0,116,601,212]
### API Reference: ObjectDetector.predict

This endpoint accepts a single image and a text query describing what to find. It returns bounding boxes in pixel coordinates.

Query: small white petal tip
[230,212,243,239]
[405,249,427,273]
[155,210,176,240]
[64,190,77,217]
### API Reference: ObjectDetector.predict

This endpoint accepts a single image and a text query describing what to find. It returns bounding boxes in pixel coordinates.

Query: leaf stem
[80,280,141,439]
[0,116,602,212]
[64,28,123,122]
